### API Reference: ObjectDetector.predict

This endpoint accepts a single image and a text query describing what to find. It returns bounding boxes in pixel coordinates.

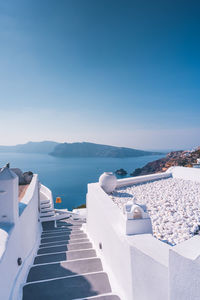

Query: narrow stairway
[39,185,83,222]
[23,217,120,300]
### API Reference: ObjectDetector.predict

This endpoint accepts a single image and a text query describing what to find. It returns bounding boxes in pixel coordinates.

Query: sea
[0,153,164,210]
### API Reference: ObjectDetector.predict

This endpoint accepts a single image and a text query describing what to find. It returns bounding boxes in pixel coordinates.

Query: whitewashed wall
[87,182,170,300]
[129,234,169,300]
[87,183,132,300]
[87,167,200,300]
[169,235,200,300]
[0,175,41,300]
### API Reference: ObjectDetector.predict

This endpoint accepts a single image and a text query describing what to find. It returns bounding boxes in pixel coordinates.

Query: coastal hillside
[50,142,161,158]
[131,147,200,176]
[0,141,58,154]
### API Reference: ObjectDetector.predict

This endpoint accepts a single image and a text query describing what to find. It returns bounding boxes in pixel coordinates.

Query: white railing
[117,171,172,188]
[39,183,54,208]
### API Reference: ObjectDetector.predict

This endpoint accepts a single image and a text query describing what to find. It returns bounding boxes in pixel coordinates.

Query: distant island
[0,141,58,154]
[50,142,162,158]
[0,141,162,158]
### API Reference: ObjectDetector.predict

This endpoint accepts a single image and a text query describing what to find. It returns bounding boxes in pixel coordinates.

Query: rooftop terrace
[110,177,200,245]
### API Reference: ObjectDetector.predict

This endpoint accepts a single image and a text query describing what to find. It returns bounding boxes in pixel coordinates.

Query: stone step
[56,221,84,227]
[42,221,55,231]
[40,214,55,219]
[41,218,83,228]
[41,229,82,237]
[57,222,83,226]
[23,272,112,300]
[41,205,53,209]
[34,249,96,264]
[40,204,52,210]
[40,199,51,205]
[39,238,90,248]
[41,233,87,244]
[40,212,55,217]
[40,210,54,214]
[40,207,54,211]
[28,257,102,282]
[43,225,82,232]
[38,242,93,254]
[42,227,80,234]
[83,295,121,300]
[41,230,83,238]
[42,220,82,231]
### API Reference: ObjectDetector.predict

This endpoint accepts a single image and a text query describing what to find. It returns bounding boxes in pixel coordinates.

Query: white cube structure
[124,203,152,235]
[0,167,19,224]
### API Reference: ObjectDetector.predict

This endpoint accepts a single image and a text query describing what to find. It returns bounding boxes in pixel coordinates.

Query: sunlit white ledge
[116,171,172,188]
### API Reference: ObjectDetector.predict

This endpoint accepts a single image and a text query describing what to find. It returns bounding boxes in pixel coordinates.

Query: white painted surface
[169,236,200,300]
[129,234,169,300]
[116,171,172,188]
[40,184,54,206]
[0,167,18,224]
[87,167,200,300]
[168,166,200,182]
[0,226,12,260]
[126,218,152,235]
[0,166,199,300]
[86,183,169,300]
[10,238,40,300]
[87,183,128,299]
[99,172,117,193]
[0,175,41,300]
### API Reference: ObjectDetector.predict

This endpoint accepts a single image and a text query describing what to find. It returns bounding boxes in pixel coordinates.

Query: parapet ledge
[171,235,200,261]
[116,171,172,188]
[127,234,171,268]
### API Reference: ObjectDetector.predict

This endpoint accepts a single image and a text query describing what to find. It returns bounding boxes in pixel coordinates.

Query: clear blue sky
[0,0,200,150]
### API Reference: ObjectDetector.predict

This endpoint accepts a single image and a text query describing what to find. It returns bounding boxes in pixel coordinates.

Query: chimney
[0,165,19,224]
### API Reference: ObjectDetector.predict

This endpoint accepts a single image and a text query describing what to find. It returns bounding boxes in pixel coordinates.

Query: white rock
[110,177,200,245]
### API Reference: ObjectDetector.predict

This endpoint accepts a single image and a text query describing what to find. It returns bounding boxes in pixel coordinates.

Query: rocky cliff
[131,147,200,176]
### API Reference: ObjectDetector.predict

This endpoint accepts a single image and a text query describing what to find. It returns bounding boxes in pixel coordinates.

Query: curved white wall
[0,175,42,300]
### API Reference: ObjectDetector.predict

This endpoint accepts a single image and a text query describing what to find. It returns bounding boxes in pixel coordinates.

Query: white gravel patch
[110,178,200,245]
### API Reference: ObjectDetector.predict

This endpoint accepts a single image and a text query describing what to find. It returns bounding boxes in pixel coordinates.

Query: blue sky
[0,0,200,150]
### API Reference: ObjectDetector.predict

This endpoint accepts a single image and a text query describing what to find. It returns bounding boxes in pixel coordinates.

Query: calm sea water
[0,153,164,210]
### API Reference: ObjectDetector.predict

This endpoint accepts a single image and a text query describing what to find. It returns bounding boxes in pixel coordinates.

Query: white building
[0,165,200,300]
[193,158,200,168]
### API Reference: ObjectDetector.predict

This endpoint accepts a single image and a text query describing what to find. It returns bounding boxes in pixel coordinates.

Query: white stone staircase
[22,218,120,300]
